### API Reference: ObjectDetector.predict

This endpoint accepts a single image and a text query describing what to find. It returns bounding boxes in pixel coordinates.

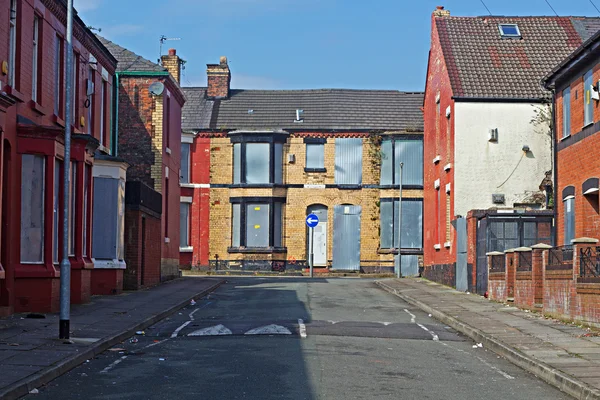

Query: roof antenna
[479,0,492,15]
[543,0,559,16]
[589,0,600,15]
[159,35,181,63]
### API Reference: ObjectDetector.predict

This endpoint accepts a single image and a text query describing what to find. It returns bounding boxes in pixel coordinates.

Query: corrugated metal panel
[395,139,423,186]
[396,254,419,277]
[380,140,393,185]
[332,205,361,271]
[335,138,363,185]
[274,143,283,184]
[380,201,393,248]
[398,200,423,249]
[233,143,241,184]
[180,203,189,247]
[92,177,118,259]
[456,217,468,291]
[232,204,241,247]
[274,202,282,247]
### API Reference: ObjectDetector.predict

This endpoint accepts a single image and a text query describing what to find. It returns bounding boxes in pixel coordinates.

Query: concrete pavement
[0,277,223,400]
[376,278,600,400]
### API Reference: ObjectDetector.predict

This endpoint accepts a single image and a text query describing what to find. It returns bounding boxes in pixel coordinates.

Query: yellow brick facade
[203,133,423,272]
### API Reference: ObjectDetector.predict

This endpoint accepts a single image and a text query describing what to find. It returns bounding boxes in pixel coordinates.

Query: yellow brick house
[179,57,424,273]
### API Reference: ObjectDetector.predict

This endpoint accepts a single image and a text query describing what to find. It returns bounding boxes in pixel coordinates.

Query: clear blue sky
[74,0,600,91]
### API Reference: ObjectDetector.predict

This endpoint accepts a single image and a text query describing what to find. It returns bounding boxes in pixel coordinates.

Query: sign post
[306,213,319,278]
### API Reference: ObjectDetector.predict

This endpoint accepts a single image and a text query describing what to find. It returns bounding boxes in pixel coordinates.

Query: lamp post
[59,0,74,340]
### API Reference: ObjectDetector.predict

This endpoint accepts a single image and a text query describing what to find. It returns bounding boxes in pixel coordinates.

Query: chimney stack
[161,48,182,84]
[207,56,231,99]
[433,5,450,17]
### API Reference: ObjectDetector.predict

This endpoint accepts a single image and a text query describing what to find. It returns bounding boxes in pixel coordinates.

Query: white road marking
[171,321,192,338]
[100,356,127,374]
[188,324,233,336]
[245,324,292,335]
[171,301,212,338]
[298,319,307,338]
[403,309,416,324]
[440,342,515,380]
[417,323,439,341]
[381,322,393,326]
[327,320,338,324]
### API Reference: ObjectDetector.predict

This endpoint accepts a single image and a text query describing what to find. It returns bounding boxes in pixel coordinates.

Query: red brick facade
[124,208,161,290]
[0,0,117,314]
[423,8,457,279]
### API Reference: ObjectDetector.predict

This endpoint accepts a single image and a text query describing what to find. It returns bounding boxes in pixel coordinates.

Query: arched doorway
[306,204,328,266]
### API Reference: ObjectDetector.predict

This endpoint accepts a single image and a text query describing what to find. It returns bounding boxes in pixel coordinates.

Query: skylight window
[499,24,521,38]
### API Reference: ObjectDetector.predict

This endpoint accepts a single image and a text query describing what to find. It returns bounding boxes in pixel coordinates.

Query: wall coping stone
[572,237,599,244]
[531,243,553,249]
[486,251,504,256]
[514,247,532,252]
[504,249,516,253]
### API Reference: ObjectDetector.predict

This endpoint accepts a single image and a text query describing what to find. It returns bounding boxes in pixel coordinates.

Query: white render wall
[453,102,552,217]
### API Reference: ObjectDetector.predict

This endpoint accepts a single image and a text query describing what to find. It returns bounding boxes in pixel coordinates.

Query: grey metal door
[332,205,361,271]
[396,254,419,277]
[476,218,488,295]
[456,217,468,292]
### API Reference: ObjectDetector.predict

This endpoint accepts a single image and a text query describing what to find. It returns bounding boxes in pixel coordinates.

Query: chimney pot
[168,48,176,56]
[436,5,444,9]
[220,56,228,66]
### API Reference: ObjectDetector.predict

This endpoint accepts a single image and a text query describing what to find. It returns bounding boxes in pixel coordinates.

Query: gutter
[551,90,557,246]
[113,72,119,156]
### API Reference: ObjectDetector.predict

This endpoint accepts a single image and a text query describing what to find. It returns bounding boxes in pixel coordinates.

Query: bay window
[21,155,45,263]
[230,198,285,249]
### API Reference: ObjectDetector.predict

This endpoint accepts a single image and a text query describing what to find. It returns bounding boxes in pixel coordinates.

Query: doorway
[307,205,328,266]
[332,204,362,271]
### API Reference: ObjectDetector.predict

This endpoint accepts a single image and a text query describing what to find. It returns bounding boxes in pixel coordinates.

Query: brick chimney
[161,48,182,84]
[207,56,231,99]
[433,5,450,17]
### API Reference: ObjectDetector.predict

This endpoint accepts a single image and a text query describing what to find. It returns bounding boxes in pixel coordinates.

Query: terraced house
[179,57,424,273]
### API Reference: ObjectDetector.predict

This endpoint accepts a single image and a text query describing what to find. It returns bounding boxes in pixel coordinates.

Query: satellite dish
[149,82,164,96]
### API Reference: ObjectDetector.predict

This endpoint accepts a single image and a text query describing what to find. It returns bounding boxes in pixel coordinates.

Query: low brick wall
[514,271,534,309]
[488,272,507,301]
[422,263,455,288]
[543,269,574,320]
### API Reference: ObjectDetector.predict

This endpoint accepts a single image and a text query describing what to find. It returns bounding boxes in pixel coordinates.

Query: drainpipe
[113,72,119,156]
[551,91,557,246]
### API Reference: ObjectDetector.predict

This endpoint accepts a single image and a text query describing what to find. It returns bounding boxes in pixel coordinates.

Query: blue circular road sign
[306,213,319,228]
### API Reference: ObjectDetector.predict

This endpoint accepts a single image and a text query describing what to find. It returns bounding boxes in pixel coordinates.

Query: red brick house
[97,37,185,288]
[0,0,118,313]
[543,29,600,247]
[423,7,599,293]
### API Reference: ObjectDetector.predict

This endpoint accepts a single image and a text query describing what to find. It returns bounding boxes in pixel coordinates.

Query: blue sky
[75,0,600,91]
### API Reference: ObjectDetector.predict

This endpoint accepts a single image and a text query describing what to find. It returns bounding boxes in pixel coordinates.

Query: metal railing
[517,251,532,272]
[546,246,573,271]
[580,247,600,278]
[490,254,505,273]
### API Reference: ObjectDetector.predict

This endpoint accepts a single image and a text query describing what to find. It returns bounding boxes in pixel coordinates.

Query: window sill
[434,244,441,250]
[304,167,327,173]
[4,85,25,103]
[29,100,48,116]
[378,248,423,255]
[229,183,285,188]
[444,241,452,248]
[560,134,571,142]
[165,237,170,243]
[179,246,193,253]
[53,115,66,128]
[337,184,361,190]
[583,122,594,129]
[227,247,287,254]
[165,147,172,155]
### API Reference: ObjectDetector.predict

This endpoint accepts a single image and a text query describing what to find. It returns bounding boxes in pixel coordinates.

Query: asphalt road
[26,277,571,399]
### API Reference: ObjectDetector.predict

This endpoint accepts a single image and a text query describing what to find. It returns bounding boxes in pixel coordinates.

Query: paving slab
[376,278,600,400]
[0,277,224,400]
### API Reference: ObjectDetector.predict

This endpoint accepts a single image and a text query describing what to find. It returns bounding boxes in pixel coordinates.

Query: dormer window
[499,24,521,38]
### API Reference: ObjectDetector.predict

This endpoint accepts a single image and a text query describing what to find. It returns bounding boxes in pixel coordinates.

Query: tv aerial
[159,35,181,61]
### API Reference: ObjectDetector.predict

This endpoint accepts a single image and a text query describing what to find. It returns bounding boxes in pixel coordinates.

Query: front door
[307,205,328,266]
[332,205,361,271]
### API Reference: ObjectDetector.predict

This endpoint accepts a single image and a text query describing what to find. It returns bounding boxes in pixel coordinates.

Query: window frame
[230,132,288,186]
[584,69,594,126]
[54,35,64,117]
[229,197,286,250]
[87,66,95,135]
[180,142,191,184]
[8,0,17,88]
[563,196,575,245]
[379,198,423,251]
[180,202,190,248]
[304,138,326,172]
[562,87,571,138]
[380,135,424,187]
[32,15,39,102]
[100,78,106,147]
[498,24,521,38]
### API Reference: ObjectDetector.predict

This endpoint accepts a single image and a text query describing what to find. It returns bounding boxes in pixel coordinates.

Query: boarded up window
[231,203,241,247]
[246,204,269,247]
[380,138,423,186]
[92,177,118,259]
[21,155,45,263]
[380,199,423,249]
[245,143,270,184]
[180,203,190,247]
[233,143,241,184]
[335,138,362,185]
[564,198,575,245]
[306,143,325,169]
[180,143,190,184]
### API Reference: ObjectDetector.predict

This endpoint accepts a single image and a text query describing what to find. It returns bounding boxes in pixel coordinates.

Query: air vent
[492,194,505,204]
[489,128,498,142]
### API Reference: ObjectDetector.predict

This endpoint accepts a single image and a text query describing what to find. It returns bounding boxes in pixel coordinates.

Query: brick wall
[423,11,457,275]
[124,208,161,290]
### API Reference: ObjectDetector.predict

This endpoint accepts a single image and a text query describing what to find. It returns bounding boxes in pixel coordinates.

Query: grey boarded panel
[92,177,118,259]
[456,217,468,292]
[397,254,419,277]
[476,218,488,295]
[395,139,423,186]
[334,138,362,185]
[332,205,361,271]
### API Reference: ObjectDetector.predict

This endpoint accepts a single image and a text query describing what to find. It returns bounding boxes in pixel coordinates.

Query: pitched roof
[435,16,600,99]
[181,88,424,132]
[95,35,167,73]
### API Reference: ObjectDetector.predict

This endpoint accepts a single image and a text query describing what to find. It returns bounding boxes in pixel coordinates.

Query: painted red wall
[423,13,457,272]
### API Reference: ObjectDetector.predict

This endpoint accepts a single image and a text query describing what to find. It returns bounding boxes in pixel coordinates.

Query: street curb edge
[0,279,225,400]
